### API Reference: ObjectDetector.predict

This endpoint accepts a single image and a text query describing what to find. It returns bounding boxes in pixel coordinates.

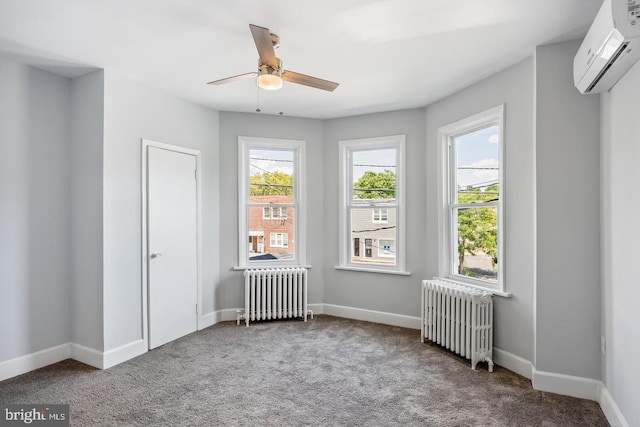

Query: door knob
[150,252,162,259]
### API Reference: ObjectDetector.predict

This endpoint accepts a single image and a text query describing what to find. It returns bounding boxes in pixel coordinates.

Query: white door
[147,146,197,349]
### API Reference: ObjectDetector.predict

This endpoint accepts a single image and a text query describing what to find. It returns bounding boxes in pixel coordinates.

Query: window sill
[435,277,511,298]
[233,265,312,271]
[334,265,411,276]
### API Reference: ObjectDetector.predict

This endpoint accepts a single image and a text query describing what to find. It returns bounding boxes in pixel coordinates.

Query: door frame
[141,138,202,349]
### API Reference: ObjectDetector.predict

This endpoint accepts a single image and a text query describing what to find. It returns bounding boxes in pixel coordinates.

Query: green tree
[353,170,395,199]
[456,184,498,277]
[250,171,293,196]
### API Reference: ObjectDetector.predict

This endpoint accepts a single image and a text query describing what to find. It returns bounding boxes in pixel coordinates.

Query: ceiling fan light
[257,73,282,90]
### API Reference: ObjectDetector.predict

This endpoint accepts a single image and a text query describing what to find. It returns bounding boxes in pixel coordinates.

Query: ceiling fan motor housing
[257,57,283,90]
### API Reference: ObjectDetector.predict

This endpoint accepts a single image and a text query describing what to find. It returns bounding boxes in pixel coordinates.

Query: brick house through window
[248,195,295,260]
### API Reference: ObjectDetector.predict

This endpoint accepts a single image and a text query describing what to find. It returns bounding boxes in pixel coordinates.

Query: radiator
[421,278,494,372]
[241,268,310,326]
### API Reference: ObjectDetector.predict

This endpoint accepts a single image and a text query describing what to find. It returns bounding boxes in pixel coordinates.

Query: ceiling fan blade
[282,70,339,92]
[249,24,278,69]
[207,72,257,86]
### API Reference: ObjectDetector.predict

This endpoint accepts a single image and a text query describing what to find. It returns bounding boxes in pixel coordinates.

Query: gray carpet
[0,315,608,426]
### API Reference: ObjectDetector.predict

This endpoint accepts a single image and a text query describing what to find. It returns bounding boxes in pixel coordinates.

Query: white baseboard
[200,308,246,327]
[199,311,221,329]
[308,303,324,315]
[103,339,147,369]
[70,343,103,369]
[322,303,421,329]
[530,368,630,426]
[599,385,630,427]
[493,347,533,379]
[532,368,601,401]
[0,344,71,382]
[219,308,243,323]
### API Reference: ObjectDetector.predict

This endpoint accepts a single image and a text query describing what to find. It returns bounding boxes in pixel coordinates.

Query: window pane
[351,207,396,266]
[454,126,499,203]
[352,148,396,202]
[454,206,497,282]
[248,205,295,261]
[249,149,294,202]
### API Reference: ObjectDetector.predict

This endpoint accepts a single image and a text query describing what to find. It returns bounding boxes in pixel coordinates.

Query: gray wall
[323,108,427,316]
[218,112,325,310]
[0,57,71,361]
[0,62,222,358]
[426,59,535,361]
[601,60,640,426]
[69,70,104,351]
[534,40,601,379]
[102,71,220,351]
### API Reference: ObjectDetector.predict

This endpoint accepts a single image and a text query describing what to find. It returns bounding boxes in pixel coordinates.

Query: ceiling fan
[207,24,339,92]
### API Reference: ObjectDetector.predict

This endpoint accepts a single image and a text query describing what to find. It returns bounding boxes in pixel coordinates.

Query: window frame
[337,134,407,275]
[437,105,505,293]
[238,136,306,268]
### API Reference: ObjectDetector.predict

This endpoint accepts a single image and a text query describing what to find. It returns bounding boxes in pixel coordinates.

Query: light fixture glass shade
[257,73,283,90]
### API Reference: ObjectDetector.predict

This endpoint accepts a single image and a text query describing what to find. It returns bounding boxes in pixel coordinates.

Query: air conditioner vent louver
[586,42,630,93]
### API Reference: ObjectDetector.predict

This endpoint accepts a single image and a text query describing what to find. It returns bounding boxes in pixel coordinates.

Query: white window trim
[237,136,306,268]
[437,105,506,293]
[337,134,407,274]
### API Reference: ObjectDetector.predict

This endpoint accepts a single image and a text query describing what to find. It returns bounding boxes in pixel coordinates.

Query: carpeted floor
[0,315,608,426]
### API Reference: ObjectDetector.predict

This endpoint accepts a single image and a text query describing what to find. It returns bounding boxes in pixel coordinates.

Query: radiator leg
[471,356,494,372]
[236,310,248,327]
[308,309,314,320]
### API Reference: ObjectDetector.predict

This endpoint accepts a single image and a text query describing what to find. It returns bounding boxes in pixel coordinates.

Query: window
[270,233,288,247]
[238,136,306,267]
[338,135,406,273]
[261,206,288,220]
[372,208,388,223]
[438,105,504,292]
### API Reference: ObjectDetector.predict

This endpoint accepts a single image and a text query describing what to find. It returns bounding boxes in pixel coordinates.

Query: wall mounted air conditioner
[574,0,640,94]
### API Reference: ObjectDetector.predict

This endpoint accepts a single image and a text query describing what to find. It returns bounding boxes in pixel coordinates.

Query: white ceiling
[0,0,602,119]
